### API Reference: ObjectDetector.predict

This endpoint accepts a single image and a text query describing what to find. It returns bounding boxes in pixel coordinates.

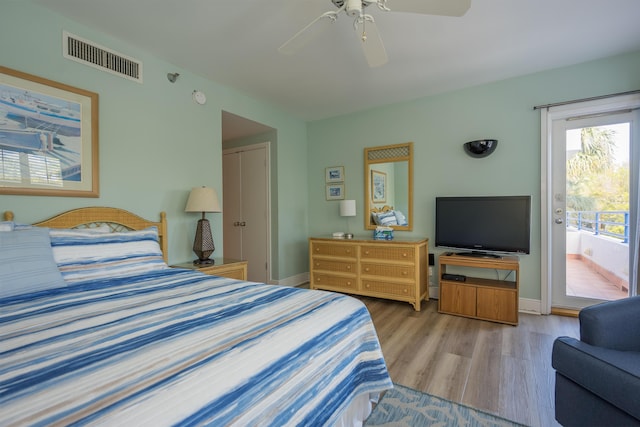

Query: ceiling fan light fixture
[345,0,364,16]
[279,0,469,67]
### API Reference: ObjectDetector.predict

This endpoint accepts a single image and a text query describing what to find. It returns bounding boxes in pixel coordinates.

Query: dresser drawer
[312,274,357,290]
[312,259,356,274]
[311,242,357,258]
[361,245,414,261]
[361,263,414,279]
[361,279,415,298]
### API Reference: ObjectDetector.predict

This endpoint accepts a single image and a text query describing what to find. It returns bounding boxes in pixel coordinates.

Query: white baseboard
[273,272,310,287]
[519,297,542,315]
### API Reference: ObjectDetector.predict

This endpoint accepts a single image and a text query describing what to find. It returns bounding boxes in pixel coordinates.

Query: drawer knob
[347,281,352,286]
[315,262,320,267]
[345,249,351,254]
[403,288,408,293]
[365,267,370,272]
[365,250,370,255]
[402,253,408,257]
[365,284,370,289]
[315,247,320,252]
[346,266,351,270]
[402,271,408,276]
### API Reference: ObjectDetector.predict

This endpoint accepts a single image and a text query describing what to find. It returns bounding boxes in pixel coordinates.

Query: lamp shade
[185,186,221,213]
[340,199,356,217]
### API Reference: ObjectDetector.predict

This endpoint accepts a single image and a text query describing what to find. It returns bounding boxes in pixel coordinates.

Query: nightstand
[171,259,248,280]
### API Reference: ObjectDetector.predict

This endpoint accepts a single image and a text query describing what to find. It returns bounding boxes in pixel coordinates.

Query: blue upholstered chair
[552,296,640,426]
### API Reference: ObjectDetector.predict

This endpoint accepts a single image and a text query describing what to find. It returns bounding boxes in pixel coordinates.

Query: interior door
[222,151,242,263]
[550,112,634,310]
[222,143,270,283]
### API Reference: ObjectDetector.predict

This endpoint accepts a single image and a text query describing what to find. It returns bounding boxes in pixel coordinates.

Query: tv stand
[456,251,501,259]
[438,253,519,325]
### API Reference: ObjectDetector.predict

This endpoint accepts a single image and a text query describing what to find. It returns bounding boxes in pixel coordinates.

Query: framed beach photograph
[0,66,99,197]
[325,166,344,183]
[371,170,386,203]
[326,184,345,200]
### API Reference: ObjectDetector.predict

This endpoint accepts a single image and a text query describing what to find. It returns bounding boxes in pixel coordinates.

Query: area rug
[365,383,527,427]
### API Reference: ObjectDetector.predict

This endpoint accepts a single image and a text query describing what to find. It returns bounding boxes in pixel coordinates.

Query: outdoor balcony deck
[566,256,628,300]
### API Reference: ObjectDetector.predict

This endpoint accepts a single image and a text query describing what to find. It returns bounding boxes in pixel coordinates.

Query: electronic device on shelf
[435,195,531,256]
[441,273,466,282]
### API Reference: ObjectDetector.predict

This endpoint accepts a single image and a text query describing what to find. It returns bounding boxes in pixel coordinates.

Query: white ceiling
[31,0,640,125]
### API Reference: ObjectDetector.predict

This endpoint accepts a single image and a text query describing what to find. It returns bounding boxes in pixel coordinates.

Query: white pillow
[394,210,408,226]
[0,221,14,232]
[376,211,399,226]
[49,227,167,285]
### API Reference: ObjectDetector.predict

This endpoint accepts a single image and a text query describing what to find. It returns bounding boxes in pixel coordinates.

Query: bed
[0,207,392,426]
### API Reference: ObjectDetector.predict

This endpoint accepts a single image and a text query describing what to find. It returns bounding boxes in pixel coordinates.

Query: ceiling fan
[278,0,471,68]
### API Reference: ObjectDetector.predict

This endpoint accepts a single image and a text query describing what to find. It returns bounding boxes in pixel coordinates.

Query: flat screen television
[435,195,531,256]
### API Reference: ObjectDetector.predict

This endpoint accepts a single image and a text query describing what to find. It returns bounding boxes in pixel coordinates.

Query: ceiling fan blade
[278,12,337,55]
[357,17,387,68]
[384,0,471,17]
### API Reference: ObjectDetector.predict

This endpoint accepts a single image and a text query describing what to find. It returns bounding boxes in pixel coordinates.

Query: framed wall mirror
[364,142,413,231]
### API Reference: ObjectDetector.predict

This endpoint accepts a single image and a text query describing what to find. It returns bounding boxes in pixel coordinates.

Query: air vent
[63,31,143,83]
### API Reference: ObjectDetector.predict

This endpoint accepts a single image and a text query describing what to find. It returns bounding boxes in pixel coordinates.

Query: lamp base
[193,258,215,266]
[192,217,215,265]
[344,233,354,239]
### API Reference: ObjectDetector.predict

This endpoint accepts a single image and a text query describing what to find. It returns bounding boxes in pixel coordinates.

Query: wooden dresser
[309,237,429,311]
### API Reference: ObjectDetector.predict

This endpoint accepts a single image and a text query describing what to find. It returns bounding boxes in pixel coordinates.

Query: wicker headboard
[3,207,168,262]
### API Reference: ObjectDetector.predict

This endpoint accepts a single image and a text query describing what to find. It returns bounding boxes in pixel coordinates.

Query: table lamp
[340,199,356,239]
[185,186,221,265]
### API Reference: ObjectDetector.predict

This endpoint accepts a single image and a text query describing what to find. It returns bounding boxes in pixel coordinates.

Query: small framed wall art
[325,166,344,183]
[371,170,387,203]
[326,184,345,200]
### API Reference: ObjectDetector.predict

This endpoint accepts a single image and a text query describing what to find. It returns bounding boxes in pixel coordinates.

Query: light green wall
[308,50,640,300]
[0,1,308,280]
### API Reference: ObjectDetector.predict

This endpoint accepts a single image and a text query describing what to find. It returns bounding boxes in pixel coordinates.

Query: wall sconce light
[185,186,222,265]
[167,72,180,83]
[463,139,498,158]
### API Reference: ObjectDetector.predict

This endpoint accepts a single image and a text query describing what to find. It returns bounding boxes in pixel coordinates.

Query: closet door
[222,143,270,283]
[222,151,242,263]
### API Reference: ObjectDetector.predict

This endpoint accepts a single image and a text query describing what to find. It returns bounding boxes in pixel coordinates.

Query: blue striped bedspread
[0,269,392,426]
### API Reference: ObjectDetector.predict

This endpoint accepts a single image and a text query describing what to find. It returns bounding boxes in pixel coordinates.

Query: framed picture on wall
[325,166,344,183]
[371,170,386,203]
[0,66,99,197]
[326,184,345,200]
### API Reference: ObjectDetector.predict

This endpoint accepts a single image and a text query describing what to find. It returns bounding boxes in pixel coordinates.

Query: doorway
[542,94,640,312]
[221,111,274,284]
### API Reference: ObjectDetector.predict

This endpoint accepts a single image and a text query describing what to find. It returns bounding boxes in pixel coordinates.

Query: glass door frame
[540,93,640,314]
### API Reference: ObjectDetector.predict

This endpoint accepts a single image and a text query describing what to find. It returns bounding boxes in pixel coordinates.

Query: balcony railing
[566,210,629,243]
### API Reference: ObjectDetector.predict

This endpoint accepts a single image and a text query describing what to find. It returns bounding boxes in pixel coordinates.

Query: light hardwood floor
[358,297,580,427]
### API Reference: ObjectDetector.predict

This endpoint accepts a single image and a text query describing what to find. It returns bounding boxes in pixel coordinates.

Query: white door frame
[541,93,640,314]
